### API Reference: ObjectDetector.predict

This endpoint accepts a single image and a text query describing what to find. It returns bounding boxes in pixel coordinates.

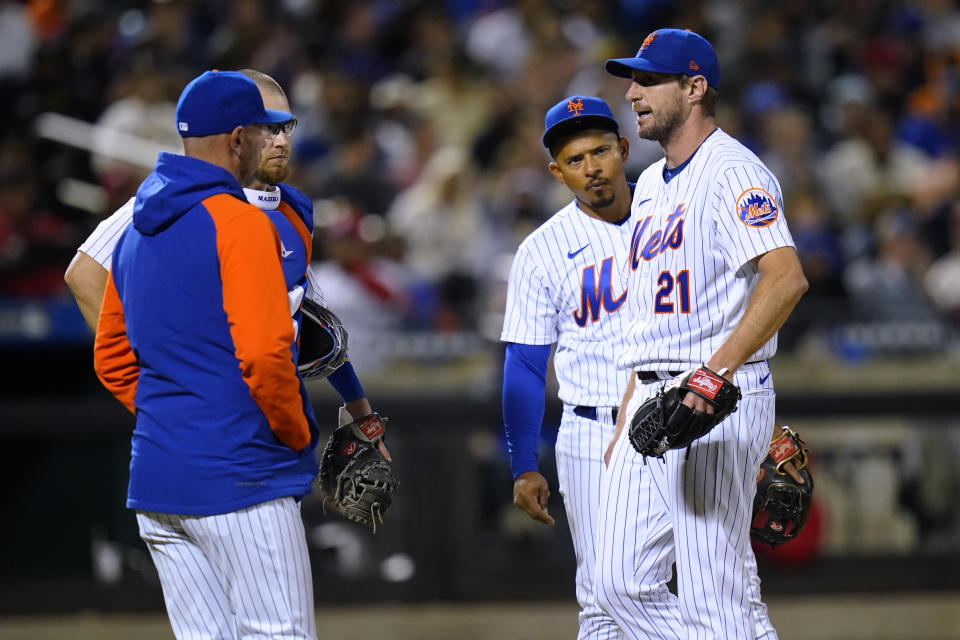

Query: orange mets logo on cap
[640,32,658,52]
[567,98,584,115]
[736,188,779,227]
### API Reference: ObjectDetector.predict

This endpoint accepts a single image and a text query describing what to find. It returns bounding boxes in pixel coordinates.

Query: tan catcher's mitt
[751,425,814,546]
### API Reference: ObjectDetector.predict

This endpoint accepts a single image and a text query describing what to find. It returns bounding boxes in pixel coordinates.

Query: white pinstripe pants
[596,365,779,640]
[137,497,317,640]
[556,406,624,640]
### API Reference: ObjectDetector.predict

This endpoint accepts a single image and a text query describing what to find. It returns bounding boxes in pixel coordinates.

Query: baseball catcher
[628,364,741,458]
[298,298,348,379]
[315,408,398,533]
[752,425,813,546]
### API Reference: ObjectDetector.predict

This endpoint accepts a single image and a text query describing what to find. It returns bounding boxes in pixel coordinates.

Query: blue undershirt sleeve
[326,360,365,403]
[502,342,551,479]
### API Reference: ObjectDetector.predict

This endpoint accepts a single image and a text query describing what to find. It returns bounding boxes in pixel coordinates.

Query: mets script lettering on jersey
[629,203,686,268]
[574,257,626,327]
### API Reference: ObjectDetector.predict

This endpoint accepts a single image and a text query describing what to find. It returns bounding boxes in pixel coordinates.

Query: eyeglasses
[258,119,298,137]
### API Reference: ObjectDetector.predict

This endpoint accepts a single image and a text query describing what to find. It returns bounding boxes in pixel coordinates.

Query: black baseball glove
[752,425,814,546]
[628,364,741,458]
[314,412,398,533]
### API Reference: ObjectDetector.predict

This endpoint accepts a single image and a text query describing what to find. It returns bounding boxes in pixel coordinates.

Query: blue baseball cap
[542,95,620,151]
[605,28,720,89]
[175,70,292,138]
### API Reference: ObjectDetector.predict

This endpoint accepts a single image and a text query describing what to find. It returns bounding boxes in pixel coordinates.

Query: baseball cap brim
[542,115,619,151]
[605,57,678,79]
[260,108,294,124]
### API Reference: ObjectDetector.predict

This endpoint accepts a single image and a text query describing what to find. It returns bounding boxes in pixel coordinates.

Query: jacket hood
[133,152,247,235]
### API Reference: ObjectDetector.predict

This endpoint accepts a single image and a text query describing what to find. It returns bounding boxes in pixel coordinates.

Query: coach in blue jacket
[94,70,320,640]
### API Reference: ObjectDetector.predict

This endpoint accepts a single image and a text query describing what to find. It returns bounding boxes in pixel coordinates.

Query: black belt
[574,406,619,422]
[636,370,681,382]
[636,360,765,383]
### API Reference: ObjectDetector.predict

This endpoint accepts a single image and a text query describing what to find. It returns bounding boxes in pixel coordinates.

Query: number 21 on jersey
[655,270,690,313]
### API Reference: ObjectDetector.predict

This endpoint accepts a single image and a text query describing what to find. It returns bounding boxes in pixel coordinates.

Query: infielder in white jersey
[66,70,384,640]
[501,95,635,639]
[595,29,808,640]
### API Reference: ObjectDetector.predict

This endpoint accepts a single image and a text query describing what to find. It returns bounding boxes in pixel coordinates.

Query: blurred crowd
[1,0,959,366]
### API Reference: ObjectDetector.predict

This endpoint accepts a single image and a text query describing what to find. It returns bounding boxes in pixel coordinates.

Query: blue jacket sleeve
[502,342,551,479]
[327,360,365,403]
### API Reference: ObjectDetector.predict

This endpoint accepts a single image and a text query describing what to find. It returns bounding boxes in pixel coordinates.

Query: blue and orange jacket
[93,152,318,516]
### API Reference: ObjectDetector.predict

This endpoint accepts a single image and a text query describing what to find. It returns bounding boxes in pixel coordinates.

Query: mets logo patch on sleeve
[736,188,779,227]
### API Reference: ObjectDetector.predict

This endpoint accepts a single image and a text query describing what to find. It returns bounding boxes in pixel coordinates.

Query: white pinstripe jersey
[501,199,637,407]
[618,128,795,371]
[78,191,327,305]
